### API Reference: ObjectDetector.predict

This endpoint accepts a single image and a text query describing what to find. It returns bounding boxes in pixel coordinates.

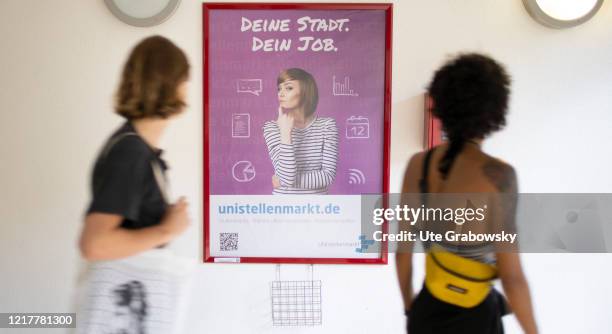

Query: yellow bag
[425,247,497,308]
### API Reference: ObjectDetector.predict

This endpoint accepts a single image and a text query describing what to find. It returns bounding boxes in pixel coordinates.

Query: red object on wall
[423,94,444,149]
[202,3,393,264]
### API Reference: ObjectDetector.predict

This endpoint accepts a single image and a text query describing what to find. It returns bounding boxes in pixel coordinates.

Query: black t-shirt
[87,122,168,229]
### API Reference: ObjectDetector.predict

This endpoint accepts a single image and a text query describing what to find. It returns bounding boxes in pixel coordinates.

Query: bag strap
[100,132,169,204]
[419,148,435,193]
[100,132,137,159]
[150,158,169,204]
[419,148,435,207]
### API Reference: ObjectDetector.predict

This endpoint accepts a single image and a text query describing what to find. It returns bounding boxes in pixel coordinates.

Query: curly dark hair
[115,35,190,120]
[427,53,511,178]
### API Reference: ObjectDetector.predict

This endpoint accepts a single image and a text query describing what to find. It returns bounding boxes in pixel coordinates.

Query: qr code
[220,233,238,251]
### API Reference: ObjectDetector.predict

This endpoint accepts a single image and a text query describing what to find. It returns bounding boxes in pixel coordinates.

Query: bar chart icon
[332,75,359,97]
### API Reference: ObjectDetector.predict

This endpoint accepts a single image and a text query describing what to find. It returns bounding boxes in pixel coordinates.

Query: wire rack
[270,279,322,326]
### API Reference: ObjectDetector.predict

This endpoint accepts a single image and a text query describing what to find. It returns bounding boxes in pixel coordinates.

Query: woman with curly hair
[396,53,538,334]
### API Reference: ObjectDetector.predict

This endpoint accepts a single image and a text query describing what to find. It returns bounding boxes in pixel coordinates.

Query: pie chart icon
[232,160,256,182]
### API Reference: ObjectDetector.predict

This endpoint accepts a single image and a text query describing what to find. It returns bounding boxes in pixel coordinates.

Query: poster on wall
[203,3,392,263]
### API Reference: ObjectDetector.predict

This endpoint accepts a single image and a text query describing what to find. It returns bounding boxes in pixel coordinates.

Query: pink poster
[203,3,392,263]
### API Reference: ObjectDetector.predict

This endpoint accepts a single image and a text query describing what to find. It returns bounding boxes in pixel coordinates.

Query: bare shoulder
[407,151,428,176]
[480,155,518,193]
[401,151,427,192]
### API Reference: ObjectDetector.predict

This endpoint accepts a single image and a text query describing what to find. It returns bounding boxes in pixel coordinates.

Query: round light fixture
[522,0,604,29]
[105,0,181,27]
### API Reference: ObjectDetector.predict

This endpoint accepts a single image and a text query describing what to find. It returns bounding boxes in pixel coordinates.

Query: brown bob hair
[115,35,190,120]
[277,68,319,118]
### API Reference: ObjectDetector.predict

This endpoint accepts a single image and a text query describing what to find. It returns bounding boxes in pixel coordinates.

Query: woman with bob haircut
[396,53,538,334]
[263,68,339,194]
[79,35,191,261]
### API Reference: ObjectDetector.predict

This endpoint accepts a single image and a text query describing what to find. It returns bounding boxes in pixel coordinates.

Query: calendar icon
[346,116,370,139]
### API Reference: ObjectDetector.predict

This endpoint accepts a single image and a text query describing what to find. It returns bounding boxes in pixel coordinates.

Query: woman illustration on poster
[263,68,339,194]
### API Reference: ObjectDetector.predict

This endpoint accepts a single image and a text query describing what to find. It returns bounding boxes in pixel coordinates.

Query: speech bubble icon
[237,79,263,96]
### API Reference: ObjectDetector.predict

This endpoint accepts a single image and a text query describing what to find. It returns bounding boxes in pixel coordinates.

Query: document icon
[232,113,250,138]
[346,116,369,139]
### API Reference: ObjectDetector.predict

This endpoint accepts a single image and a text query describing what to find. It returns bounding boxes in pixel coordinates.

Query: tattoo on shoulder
[482,160,517,192]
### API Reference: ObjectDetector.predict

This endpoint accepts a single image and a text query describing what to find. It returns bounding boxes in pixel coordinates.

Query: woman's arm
[485,160,538,334]
[263,121,297,187]
[396,253,414,311]
[497,253,538,334]
[293,119,338,189]
[79,198,190,260]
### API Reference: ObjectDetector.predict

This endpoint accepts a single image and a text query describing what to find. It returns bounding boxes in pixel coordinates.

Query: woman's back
[402,143,518,333]
[397,53,537,334]
[406,142,517,266]
[414,142,516,195]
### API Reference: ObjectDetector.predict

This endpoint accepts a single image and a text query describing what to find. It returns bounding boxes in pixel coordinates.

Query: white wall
[1,0,611,333]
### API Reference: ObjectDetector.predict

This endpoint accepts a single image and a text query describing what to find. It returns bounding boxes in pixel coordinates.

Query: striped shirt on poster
[263,117,339,194]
